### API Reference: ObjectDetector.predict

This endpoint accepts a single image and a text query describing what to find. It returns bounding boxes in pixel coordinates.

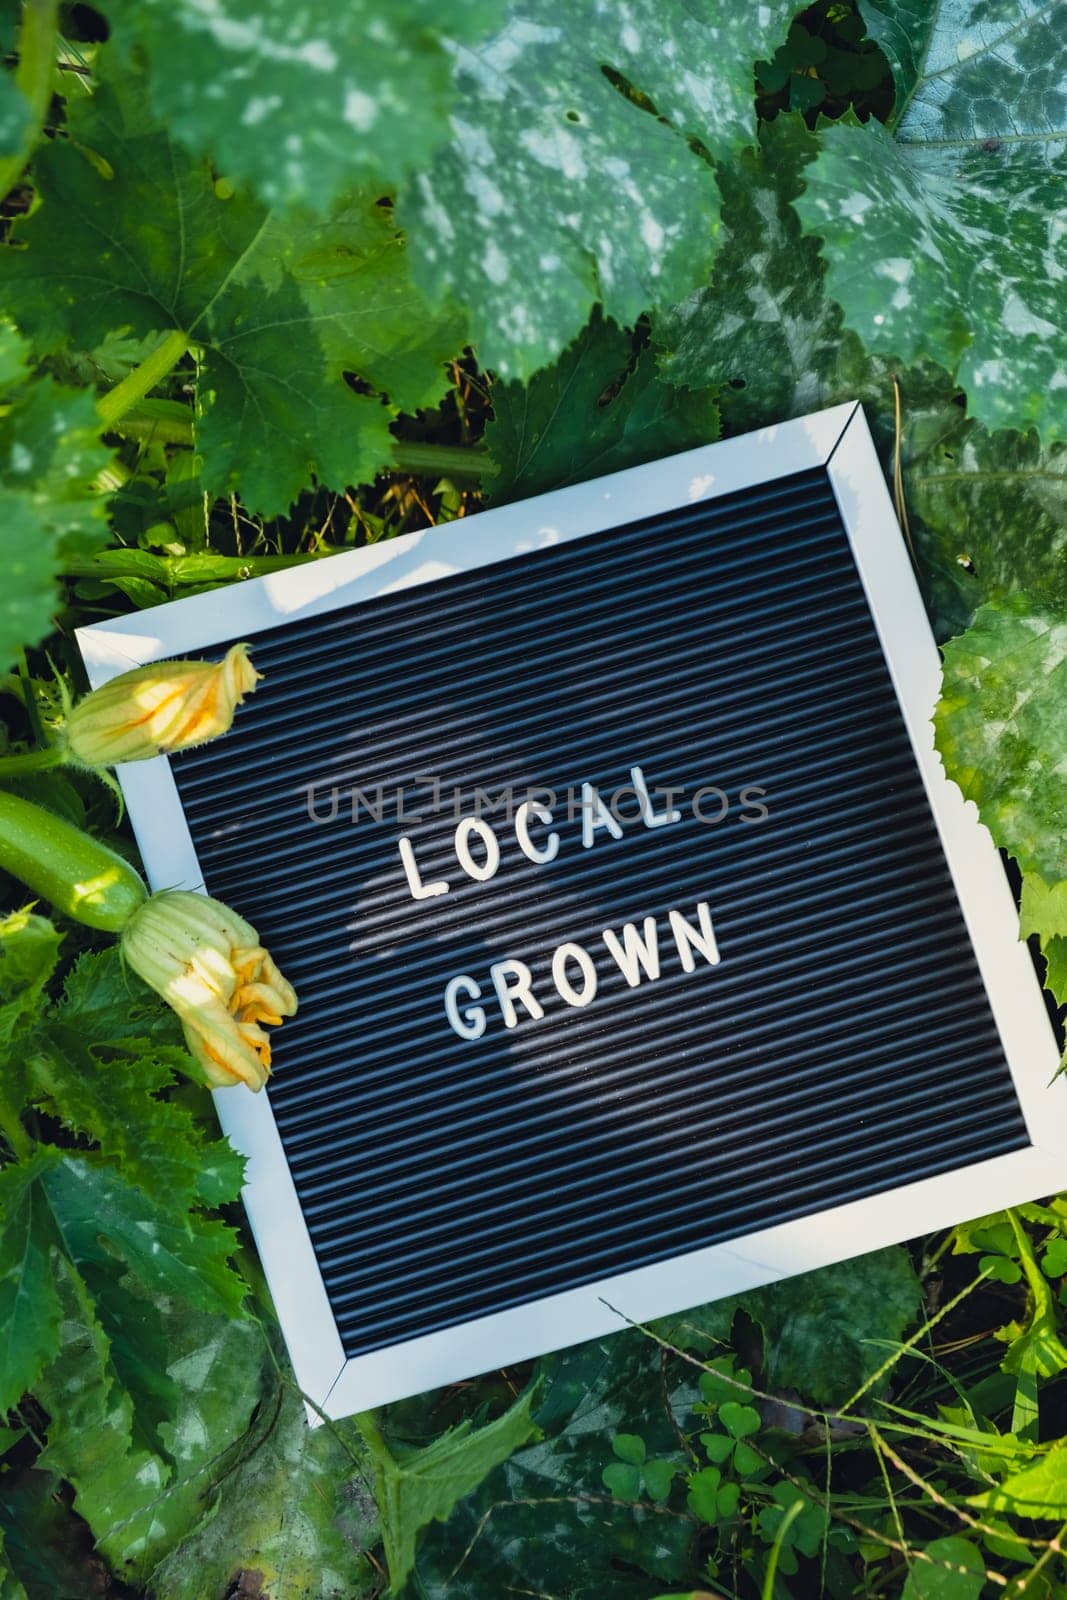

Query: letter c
[515,800,560,865]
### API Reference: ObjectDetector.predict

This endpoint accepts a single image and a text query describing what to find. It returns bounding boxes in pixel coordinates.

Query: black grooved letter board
[173,465,1028,1358]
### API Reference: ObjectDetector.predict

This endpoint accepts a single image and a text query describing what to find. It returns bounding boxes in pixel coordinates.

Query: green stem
[0,745,65,776]
[391,441,495,481]
[96,328,189,430]
[0,0,59,205]
[61,547,336,586]
[352,1409,389,1463]
[110,403,495,482]
[106,397,195,447]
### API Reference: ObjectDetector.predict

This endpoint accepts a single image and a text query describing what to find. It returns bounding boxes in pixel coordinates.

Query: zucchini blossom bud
[121,889,297,1091]
[67,643,260,766]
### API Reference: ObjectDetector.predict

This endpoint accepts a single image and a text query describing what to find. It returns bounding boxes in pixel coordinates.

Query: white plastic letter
[669,901,722,973]
[581,782,624,848]
[490,959,545,1029]
[602,917,661,987]
[552,942,599,1008]
[455,816,501,883]
[515,800,560,865]
[631,765,681,829]
[444,975,487,1041]
[398,835,449,901]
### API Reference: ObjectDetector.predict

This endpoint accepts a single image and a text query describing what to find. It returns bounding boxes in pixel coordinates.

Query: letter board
[77,403,1067,1419]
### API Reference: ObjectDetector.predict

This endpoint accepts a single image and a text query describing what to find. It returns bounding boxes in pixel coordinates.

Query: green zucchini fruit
[0,790,148,931]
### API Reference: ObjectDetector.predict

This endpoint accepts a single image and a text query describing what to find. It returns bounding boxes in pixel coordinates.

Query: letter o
[692,785,730,825]
[454,816,501,882]
[551,941,599,1008]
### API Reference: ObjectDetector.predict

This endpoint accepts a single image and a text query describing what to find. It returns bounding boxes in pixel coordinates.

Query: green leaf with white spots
[653,114,1067,640]
[41,1155,246,1318]
[906,418,1067,635]
[485,310,719,502]
[34,1257,171,1552]
[654,116,962,452]
[39,1294,268,1585]
[655,117,854,425]
[104,0,506,211]
[795,2,1067,437]
[935,599,1067,883]
[401,0,798,379]
[151,1365,375,1600]
[0,65,461,514]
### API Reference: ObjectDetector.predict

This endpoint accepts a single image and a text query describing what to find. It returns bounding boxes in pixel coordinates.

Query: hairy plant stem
[111,399,494,481]
[0,0,60,205]
[0,746,64,776]
[96,328,189,430]
[391,441,494,481]
[353,1409,389,1462]
[62,547,335,586]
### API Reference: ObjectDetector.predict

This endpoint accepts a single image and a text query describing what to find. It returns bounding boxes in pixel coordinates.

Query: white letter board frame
[76,402,1067,1421]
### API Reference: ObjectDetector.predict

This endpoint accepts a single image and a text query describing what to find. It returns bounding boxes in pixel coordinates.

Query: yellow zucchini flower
[67,643,260,766]
[121,889,297,1091]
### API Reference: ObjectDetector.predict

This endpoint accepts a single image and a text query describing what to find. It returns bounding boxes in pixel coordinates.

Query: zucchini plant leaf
[150,1367,374,1600]
[935,599,1067,883]
[34,1255,170,1552]
[0,1537,28,1600]
[0,325,112,669]
[103,0,506,211]
[485,310,719,503]
[39,1299,266,1587]
[906,420,1067,636]
[0,68,462,514]
[0,907,60,1048]
[21,950,245,1215]
[653,114,1067,641]
[0,1148,65,1417]
[655,118,856,427]
[41,1155,246,1319]
[0,4,30,165]
[0,1453,108,1600]
[743,1246,921,1406]
[795,1,1067,437]
[401,0,797,379]
[369,1386,541,1593]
